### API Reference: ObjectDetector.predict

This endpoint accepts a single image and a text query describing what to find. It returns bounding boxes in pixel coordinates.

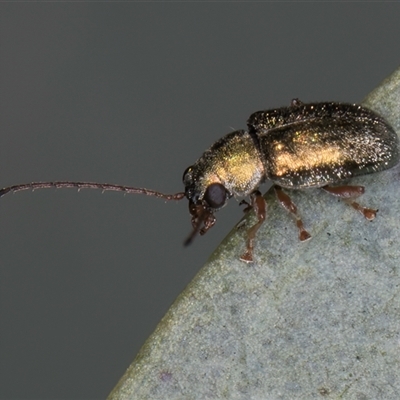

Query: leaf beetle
[1,99,398,262]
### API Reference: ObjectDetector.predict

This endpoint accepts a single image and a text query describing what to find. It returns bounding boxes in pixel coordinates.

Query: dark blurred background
[1,4,399,399]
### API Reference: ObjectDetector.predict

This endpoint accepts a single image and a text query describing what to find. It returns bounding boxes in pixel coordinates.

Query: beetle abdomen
[249,102,399,188]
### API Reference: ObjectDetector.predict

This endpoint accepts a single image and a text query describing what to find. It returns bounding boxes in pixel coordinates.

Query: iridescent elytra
[1,99,399,262]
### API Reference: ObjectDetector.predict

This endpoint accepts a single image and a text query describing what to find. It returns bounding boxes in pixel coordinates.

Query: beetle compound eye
[204,183,227,209]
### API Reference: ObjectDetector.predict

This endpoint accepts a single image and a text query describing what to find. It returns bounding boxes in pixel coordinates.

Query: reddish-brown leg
[274,186,311,241]
[239,199,253,213]
[240,191,266,263]
[322,185,377,220]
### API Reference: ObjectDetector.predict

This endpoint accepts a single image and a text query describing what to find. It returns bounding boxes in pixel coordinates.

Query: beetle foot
[240,250,254,263]
[239,199,252,213]
[347,200,377,220]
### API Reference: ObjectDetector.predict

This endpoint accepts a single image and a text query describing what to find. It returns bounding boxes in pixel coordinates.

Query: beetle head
[181,130,265,245]
[182,164,230,246]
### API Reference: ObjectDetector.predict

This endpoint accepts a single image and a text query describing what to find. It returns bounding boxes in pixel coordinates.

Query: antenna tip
[0,188,10,197]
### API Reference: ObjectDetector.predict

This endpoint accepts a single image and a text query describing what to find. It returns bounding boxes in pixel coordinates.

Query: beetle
[1,99,399,262]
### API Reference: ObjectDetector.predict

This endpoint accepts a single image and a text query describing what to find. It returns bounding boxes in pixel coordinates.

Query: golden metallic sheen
[185,130,265,203]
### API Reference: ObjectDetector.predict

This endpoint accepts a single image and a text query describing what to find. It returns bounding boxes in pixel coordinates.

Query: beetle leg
[322,185,377,220]
[239,199,253,213]
[240,190,266,263]
[274,185,311,241]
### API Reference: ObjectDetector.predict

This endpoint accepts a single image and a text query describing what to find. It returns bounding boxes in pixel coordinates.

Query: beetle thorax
[186,130,265,202]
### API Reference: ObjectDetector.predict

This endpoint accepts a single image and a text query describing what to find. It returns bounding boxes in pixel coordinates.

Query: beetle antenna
[0,181,185,201]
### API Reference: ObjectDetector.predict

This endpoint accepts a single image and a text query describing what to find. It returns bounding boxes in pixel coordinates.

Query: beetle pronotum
[1,100,399,262]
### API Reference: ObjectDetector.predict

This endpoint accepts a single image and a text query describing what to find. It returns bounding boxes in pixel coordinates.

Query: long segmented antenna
[0,181,185,201]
